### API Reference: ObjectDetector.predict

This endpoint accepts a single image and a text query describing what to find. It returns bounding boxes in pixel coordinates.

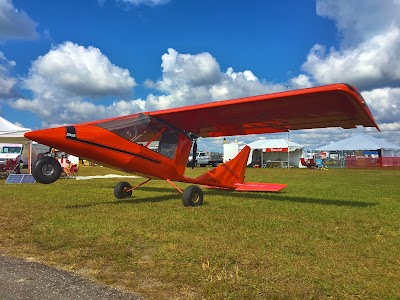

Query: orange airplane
[24,83,379,206]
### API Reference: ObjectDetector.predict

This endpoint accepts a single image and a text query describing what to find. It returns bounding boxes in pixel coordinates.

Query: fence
[345,157,400,168]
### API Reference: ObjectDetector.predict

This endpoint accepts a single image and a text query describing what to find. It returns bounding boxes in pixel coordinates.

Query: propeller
[191,140,197,169]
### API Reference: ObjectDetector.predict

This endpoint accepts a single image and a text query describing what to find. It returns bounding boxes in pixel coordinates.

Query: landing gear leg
[165,180,204,207]
[114,178,151,199]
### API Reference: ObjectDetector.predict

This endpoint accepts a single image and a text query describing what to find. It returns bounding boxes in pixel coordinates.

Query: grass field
[1,166,399,299]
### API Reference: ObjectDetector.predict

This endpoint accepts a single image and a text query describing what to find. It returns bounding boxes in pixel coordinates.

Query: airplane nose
[24,126,92,158]
[24,127,67,147]
[24,130,40,141]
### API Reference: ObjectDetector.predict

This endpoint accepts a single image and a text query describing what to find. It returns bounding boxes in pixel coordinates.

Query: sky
[0,0,399,151]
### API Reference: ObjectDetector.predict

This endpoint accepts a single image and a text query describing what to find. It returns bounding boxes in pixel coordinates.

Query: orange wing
[149,83,379,137]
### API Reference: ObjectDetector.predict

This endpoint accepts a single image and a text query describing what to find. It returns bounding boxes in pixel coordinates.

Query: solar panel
[5,174,36,184]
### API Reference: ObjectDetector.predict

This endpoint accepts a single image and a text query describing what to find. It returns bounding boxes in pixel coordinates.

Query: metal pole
[28,142,32,174]
[287,131,290,168]
[261,149,264,167]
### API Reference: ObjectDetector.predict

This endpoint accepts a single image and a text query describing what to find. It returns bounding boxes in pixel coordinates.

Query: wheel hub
[191,193,200,204]
[42,163,55,176]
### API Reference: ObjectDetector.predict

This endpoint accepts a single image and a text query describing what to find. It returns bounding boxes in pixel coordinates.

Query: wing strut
[191,140,198,169]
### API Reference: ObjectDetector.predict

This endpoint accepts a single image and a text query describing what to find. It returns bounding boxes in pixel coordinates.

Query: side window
[158,130,179,159]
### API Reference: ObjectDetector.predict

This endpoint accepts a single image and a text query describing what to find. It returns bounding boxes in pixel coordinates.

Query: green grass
[1,166,400,299]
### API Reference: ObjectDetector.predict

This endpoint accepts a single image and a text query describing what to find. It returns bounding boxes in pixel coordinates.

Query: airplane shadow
[205,189,377,207]
[66,185,377,209]
[65,193,180,209]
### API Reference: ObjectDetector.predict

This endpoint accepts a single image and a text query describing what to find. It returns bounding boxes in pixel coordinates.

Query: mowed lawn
[1,166,399,299]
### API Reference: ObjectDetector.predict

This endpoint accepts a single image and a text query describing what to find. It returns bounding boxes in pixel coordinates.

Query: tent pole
[28,142,32,174]
[287,131,290,168]
[261,149,263,167]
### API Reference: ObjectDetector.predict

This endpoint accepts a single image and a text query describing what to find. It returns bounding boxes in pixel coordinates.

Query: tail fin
[194,146,250,189]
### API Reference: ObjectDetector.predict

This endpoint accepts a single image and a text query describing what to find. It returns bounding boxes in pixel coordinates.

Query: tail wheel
[182,185,204,207]
[31,156,62,184]
[114,181,133,199]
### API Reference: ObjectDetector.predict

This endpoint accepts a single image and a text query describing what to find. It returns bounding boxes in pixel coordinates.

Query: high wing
[148,83,379,138]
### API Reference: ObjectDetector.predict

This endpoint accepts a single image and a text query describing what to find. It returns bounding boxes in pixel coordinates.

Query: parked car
[187,151,223,167]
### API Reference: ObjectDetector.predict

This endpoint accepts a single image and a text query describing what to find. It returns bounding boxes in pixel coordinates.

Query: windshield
[96,113,181,159]
[0,146,22,154]
[96,113,153,142]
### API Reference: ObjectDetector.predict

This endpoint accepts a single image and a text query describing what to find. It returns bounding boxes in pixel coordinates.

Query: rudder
[194,146,251,189]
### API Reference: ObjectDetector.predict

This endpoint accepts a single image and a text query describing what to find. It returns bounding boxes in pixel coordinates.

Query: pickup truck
[187,151,223,167]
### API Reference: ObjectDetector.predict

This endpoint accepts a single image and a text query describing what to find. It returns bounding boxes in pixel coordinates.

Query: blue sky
[1,0,399,151]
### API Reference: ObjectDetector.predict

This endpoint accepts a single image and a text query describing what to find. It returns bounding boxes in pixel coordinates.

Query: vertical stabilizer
[195,146,251,189]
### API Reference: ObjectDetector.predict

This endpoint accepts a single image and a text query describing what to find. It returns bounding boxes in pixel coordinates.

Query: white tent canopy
[316,134,400,157]
[0,116,31,143]
[246,139,304,167]
[247,139,303,150]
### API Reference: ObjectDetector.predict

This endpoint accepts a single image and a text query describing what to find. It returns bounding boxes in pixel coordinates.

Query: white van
[0,143,23,166]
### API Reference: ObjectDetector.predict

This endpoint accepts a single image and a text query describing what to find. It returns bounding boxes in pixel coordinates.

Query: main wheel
[31,156,62,184]
[182,185,204,207]
[114,181,133,199]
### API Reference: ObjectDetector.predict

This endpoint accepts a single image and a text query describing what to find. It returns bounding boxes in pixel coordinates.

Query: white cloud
[362,88,400,124]
[11,42,138,125]
[316,0,400,47]
[209,67,284,100]
[301,27,400,90]
[160,48,221,88]
[144,49,222,108]
[100,0,170,7]
[0,51,17,96]
[289,74,313,89]
[12,96,146,127]
[119,0,170,6]
[297,0,400,91]
[144,48,286,111]
[0,0,39,40]
[24,42,136,97]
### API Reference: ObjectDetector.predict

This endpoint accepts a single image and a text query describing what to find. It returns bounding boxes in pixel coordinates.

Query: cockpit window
[96,113,181,159]
[96,113,152,142]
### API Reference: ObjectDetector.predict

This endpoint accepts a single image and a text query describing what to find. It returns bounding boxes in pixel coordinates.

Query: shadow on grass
[137,186,377,207]
[66,185,377,209]
[66,193,180,209]
[205,189,378,207]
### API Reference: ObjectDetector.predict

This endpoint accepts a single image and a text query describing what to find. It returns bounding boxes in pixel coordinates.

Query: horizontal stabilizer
[235,182,287,192]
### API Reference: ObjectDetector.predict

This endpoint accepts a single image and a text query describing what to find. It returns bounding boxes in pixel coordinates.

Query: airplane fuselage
[25,124,193,181]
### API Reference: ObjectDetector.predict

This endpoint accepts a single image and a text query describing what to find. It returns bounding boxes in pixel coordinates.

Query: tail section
[193,145,287,192]
[194,146,250,189]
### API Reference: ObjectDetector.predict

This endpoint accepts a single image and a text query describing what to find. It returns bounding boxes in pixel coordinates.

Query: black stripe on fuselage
[65,134,161,164]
